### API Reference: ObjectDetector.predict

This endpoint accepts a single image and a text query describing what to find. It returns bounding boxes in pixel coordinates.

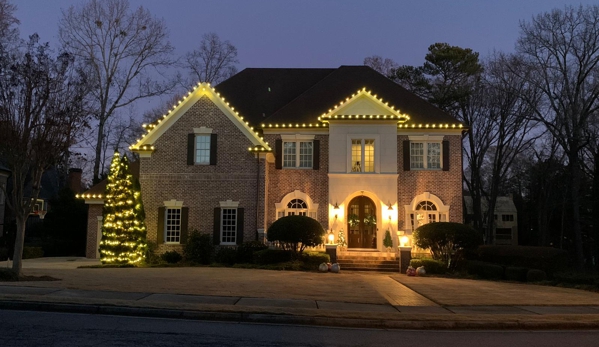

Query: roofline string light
[130,82,271,153]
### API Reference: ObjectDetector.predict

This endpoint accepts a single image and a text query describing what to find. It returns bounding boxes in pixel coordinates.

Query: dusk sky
[12,0,599,112]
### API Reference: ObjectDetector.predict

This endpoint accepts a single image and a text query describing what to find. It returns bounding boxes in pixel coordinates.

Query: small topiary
[184,230,214,265]
[160,250,182,264]
[383,230,393,250]
[527,269,547,282]
[267,215,325,258]
[413,222,482,265]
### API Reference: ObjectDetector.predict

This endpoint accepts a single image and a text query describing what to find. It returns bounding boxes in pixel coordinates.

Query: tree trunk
[569,154,585,269]
[11,215,26,276]
[93,118,106,184]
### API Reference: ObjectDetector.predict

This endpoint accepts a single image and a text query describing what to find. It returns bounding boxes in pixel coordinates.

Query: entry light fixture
[333,202,339,209]
[328,230,335,244]
[387,202,393,211]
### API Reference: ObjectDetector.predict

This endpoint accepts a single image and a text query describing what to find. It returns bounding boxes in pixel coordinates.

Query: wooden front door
[347,196,377,249]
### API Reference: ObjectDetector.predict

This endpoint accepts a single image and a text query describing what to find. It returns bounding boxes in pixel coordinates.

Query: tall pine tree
[99,152,147,264]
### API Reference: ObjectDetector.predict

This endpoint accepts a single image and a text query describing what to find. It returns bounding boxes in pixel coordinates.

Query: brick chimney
[68,168,83,193]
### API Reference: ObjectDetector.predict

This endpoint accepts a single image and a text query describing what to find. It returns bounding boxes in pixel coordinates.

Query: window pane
[299,142,313,168]
[221,208,237,243]
[410,142,424,169]
[283,142,296,168]
[364,139,374,172]
[351,140,362,172]
[427,142,441,169]
[195,135,211,164]
[165,208,181,243]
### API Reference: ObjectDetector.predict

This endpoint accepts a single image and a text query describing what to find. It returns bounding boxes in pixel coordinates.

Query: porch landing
[337,250,399,272]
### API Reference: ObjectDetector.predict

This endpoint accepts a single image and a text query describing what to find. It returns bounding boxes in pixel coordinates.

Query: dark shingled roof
[215,66,458,127]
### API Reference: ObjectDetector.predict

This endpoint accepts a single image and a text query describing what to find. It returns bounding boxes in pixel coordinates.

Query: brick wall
[141,96,260,253]
[85,204,102,259]
[264,134,329,230]
[397,134,463,229]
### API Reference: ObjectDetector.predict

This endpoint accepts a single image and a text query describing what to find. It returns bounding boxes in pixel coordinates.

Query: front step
[337,252,400,272]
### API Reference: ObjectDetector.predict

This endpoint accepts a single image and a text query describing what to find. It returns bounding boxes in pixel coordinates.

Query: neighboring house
[464,195,518,246]
[79,66,466,259]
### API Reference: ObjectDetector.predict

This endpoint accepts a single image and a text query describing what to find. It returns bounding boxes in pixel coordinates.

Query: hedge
[301,251,330,270]
[409,258,447,274]
[527,269,547,282]
[504,267,528,282]
[467,260,504,280]
[473,245,568,275]
[253,249,293,265]
[236,241,268,263]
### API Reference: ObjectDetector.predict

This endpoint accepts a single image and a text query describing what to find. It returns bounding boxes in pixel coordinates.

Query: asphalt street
[1,309,598,347]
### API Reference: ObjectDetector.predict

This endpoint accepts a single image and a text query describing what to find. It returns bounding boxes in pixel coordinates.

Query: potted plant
[337,228,347,251]
[383,230,393,256]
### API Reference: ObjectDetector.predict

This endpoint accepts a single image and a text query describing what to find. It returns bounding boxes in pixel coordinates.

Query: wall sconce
[387,201,393,211]
[333,202,339,209]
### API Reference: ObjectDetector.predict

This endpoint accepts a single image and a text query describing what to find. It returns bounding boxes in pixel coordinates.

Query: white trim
[275,190,318,220]
[408,135,444,141]
[319,89,410,122]
[282,139,314,169]
[83,198,104,205]
[346,135,380,173]
[132,83,270,152]
[164,199,184,208]
[219,200,240,208]
[404,192,450,232]
[193,127,213,134]
[281,134,315,140]
[398,130,462,136]
[408,139,443,170]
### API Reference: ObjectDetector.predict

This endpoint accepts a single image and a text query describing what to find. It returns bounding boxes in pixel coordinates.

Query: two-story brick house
[80,66,465,258]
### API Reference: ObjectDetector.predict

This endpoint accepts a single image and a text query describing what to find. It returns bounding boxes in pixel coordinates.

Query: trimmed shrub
[467,260,504,280]
[301,251,330,270]
[413,222,482,264]
[409,258,447,274]
[527,269,547,282]
[160,250,182,264]
[505,267,529,282]
[22,246,44,259]
[473,245,568,275]
[184,230,214,265]
[552,272,599,285]
[236,240,268,263]
[216,247,237,265]
[253,249,293,265]
[267,215,325,258]
[0,268,18,281]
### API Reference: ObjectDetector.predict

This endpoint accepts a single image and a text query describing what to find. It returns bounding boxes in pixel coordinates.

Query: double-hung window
[410,142,441,170]
[351,139,375,173]
[165,207,182,243]
[283,141,313,168]
[221,208,237,244]
[195,135,211,164]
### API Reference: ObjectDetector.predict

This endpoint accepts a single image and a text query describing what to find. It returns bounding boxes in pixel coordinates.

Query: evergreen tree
[383,230,393,250]
[99,152,146,264]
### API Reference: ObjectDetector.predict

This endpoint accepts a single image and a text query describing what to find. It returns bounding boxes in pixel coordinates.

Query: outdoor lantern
[400,236,409,247]
[328,230,335,244]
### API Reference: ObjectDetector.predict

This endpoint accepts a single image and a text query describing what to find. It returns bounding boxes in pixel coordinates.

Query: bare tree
[183,32,238,85]
[59,0,176,183]
[363,55,398,78]
[515,5,599,268]
[0,35,90,275]
[0,0,18,43]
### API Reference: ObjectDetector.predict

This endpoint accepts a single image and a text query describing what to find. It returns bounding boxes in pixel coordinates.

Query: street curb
[1,300,599,330]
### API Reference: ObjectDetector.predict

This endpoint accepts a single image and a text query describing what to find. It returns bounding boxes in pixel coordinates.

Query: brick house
[79,66,465,259]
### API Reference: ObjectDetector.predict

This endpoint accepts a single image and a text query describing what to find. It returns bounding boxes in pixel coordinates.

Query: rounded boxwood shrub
[160,250,182,264]
[253,249,293,265]
[409,258,447,274]
[467,260,504,280]
[236,240,268,263]
[413,222,482,264]
[505,267,529,282]
[527,269,547,282]
[267,215,325,258]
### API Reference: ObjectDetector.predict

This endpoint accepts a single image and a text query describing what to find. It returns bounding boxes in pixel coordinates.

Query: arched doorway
[347,196,377,249]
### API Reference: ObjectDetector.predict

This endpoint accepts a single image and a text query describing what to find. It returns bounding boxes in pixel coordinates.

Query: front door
[347,196,377,249]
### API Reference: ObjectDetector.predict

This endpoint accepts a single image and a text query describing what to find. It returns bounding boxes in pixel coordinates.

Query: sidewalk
[1,257,599,329]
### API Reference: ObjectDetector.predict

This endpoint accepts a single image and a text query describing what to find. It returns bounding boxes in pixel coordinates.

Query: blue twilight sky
[15,0,599,68]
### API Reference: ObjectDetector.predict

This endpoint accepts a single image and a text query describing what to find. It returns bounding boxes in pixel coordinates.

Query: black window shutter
[312,140,320,170]
[157,207,165,244]
[210,134,217,165]
[213,207,221,245]
[180,207,189,244]
[275,139,282,169]
[403,140,410,171]
[442,140,450,171]
[187,134,195,165]
[236,208,244,245]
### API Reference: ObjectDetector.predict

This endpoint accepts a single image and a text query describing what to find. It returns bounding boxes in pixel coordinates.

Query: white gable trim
[131,83,270,151]
[318,88,410,123]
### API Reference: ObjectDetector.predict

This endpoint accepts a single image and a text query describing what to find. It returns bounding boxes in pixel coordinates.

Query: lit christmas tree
[99,152,147,264]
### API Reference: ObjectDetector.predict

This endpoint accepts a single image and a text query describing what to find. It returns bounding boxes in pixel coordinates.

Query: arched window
[275,191,318,220]
[405,193,449,231]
